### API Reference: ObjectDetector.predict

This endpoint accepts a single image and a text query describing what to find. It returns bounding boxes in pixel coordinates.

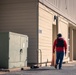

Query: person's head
[57,33,62,38]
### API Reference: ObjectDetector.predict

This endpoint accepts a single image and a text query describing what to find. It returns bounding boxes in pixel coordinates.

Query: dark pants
[56,51,64,69]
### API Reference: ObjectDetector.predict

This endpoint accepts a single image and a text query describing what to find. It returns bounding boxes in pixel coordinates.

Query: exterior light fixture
[54,15,57,21]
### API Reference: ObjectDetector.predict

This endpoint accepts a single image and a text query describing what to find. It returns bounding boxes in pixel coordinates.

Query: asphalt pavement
[1,61,76,75]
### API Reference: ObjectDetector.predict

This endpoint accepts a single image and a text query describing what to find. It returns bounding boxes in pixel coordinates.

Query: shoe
[55,65,57,69]
[59,67,62,70]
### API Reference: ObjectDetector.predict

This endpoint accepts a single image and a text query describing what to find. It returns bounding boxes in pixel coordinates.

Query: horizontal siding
[38,3,53,63]
[0,0,38,64]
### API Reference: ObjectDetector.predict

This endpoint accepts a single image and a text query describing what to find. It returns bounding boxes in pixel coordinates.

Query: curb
[0,67,30,75]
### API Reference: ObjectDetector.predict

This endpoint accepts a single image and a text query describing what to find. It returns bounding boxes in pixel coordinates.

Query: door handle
[20,49,23,53]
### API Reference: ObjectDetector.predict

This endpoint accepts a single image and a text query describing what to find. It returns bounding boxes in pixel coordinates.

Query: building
[0,0,76,67]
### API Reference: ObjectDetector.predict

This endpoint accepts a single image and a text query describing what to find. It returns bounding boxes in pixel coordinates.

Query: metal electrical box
[0,32,28,69]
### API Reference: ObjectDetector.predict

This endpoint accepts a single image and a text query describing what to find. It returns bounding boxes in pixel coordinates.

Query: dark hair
[57,33,62,37]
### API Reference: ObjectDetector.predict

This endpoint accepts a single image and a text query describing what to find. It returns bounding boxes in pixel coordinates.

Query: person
[53,33,67,70]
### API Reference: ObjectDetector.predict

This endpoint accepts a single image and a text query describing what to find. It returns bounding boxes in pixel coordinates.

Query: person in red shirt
[53,33,67,69]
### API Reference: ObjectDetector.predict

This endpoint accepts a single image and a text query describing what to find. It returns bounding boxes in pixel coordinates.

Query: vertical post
[53,15,58,65]
[55,16,58,65]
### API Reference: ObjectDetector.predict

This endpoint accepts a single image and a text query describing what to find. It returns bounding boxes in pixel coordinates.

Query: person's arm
[53,39,56,53]
[64,40,67,56]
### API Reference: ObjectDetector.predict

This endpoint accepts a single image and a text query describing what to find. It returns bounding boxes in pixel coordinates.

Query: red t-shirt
[53,38,67,53]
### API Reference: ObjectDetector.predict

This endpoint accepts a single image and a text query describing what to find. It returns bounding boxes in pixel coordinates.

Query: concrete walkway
[1,61,76,75]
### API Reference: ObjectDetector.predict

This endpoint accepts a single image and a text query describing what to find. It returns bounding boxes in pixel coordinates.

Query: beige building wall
[0,0,38,64]
[58,17,69,62]
[39,0,76,63]
[0,0,72,67]
[38,3,53,66]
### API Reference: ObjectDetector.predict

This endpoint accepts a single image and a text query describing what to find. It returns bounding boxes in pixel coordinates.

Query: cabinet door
[9,34,20,62]
[20,36,28,66]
